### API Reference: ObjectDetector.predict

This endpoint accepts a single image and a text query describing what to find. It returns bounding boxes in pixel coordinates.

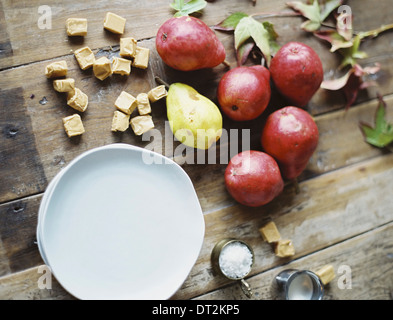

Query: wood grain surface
[0,0,393,300]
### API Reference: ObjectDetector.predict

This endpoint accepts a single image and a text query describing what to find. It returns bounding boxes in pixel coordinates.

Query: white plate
[38,144,205,300]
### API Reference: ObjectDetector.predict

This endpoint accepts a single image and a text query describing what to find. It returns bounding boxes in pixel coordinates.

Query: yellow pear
[167,83,223,150]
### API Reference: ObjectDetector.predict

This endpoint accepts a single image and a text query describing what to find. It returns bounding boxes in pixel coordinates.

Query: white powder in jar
[218,241,253,279]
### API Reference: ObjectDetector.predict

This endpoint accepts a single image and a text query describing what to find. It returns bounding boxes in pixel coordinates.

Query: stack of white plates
[36,143,205,300]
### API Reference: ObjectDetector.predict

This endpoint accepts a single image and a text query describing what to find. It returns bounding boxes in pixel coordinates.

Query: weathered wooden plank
[0,0,291,69]
[172,153,393,299]
[194,222,393,300]
[0,266,74,300]
[0,151,392,298]
[1,0,392,71]
[0,1,12,60]
[0,87,47,202]
[0,0,391,302]
[0,195,43,277]
[0,220,391,300]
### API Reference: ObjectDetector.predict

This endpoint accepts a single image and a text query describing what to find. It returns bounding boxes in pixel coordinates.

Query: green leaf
[287,0,320,22]
[301,19,321,32]
[339,35,368,68]
[170,0,184,11]
[320,0,343,21]
[262,21,281,55]
[359,96,393,148]
[171,0,207,17]
[249,21,271,65]
[234,17,252,49]
[287,0,343,32]
[287,0,321,31]
[314,30,353,52]
[235,17,271,65]
[213,12,248,31]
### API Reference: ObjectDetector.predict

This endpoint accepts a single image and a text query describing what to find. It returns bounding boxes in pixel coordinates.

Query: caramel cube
[136,93,151,115]
[111,111,130,132]
[120,37,137,58]
[66,18,87,36]
[53,78,75,93]
[315,265,336,285]
[112,57,131,76]
[114,91,137,115]
[130,115,154,136]
[74,46,95,70]
[259,221,281,243]
[45,61,68,78]
[67,88,88,112]
[63,114,85,137]
[132,46,150,69]
[103,12,126,34]
[93,57,112,80]
[148,85,167,102]
[275,240,295,258]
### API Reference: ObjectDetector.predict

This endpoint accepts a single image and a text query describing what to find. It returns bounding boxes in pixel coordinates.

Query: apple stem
[155,76,170,90]
[292,178,300,194]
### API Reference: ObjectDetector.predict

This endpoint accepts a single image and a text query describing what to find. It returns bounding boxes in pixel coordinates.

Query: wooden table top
[1,0,392,300]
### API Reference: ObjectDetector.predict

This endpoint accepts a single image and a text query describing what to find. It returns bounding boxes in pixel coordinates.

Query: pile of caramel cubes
[45,12,167,138]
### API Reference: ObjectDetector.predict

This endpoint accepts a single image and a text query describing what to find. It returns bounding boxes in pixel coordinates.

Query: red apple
[261,106,319,180]
[270,42,323,107]
[217,65,271,121]
[225,150,284,207]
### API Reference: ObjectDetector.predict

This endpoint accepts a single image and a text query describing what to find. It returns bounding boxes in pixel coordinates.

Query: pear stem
[384,144,393,153]
[154,76,170,90]
[222,60,231,68]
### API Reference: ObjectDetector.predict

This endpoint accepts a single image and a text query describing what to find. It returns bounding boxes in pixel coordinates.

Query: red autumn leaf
[321,63,380,109]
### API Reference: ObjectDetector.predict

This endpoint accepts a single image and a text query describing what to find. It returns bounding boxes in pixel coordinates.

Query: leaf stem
[320,22,337,30]
[292,178,300,194]
[358,23,393,40]
[250,11,301,19]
